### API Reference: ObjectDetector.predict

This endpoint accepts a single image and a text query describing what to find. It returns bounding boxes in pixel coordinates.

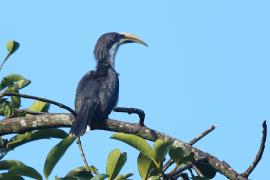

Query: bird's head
[94,32,147,66]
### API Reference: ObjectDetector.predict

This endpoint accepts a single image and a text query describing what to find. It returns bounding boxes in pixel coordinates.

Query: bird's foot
[139,119,145,127]
[113,107,145,126]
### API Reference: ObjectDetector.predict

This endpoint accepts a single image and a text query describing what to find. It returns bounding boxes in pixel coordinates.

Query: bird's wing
[70,70,100,137]
[75,71,95,109]
[70,98,99,136]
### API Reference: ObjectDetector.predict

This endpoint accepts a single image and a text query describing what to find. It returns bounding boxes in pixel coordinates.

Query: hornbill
[70,32,147,137]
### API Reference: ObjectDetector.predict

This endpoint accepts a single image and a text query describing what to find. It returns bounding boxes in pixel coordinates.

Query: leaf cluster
[111,133,217,180]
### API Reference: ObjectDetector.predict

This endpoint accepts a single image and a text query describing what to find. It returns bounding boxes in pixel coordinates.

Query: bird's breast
[97,68,119,118]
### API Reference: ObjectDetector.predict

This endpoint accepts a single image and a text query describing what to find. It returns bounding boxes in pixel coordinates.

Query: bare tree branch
[163,125,217,173]
[0,92,76,116]
[241,120,267,177]
[188,125,216,145]
[166,162,192,179]
[0,113,262,179]
[76,137,92,172]
[163,159,174,173]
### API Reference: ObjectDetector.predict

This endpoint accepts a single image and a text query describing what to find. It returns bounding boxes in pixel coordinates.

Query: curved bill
[120,32,148,47]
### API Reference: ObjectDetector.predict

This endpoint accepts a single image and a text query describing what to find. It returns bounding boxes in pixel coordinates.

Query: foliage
[0,41,217,179]
[106,149,127,180]
[111,133,217,179]
[0,160,42,180]
[44,136,76,180]
[0,40,20,70]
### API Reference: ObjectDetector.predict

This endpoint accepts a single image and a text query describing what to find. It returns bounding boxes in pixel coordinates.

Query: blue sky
[0,1,269,179]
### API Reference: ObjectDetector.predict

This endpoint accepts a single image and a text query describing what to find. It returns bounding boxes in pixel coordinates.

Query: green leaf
[43,136,75,179]
[106,149,127,180]
[115,173,133,180]
[153,139,172,167]
[89,165,99,175]
[137,153,155,180]
[0,74,24,91]
[120,173,133,179]
[0,41,20,71]
[3,102,13,117]
[111,133,154,161]
[28,100,50,112]
[114,175,125,180]
[65,166,93,179]
[2,74,24,83]
[90,174,108,180]
[9,164,42,180]
[168,147,194,165]
[16,79,31,89]
[7,132,31,149]
[194,162,217,179]
[11,95,20,108]
[0,160,23,170]
[0,160,41,180]
[0,74,30,95]
[55,176,79,180]
[6,87,20,109]
[0,99,7,116]
[147,166,160,178]
[7,129,68,150]
[0,173,24,180]
[31,128,68,139]
[6,40,20,54]
[147,176,160,180]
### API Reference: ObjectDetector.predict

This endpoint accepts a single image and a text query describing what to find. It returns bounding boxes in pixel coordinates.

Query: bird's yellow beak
[120,32,148,47]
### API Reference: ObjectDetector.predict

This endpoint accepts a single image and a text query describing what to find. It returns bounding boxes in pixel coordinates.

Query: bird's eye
[117,34,125,41]
[114,34,119,39]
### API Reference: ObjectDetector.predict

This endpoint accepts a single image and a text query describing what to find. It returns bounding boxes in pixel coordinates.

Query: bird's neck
[108,43,119,67]
[95,61,115,77]
[97,54,116,69]
[95,42,119,68]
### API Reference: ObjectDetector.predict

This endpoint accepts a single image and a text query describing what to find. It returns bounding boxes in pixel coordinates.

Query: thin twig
[76,137,91,172]
[0,92,76,116]
[188,125,216,145]
[174,172,189,180]
[113,107,145,126]
[166,158,208,179]
[166,162,193,178]
[0,53,11,71]
[241,120,267,177]
[163,125,216,172]
[188,168,195,177]
[163,159,174,172]
[0,137,8,160]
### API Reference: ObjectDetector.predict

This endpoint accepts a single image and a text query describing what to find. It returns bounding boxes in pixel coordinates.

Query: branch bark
[241,120,267,177]
[0,113,266,180]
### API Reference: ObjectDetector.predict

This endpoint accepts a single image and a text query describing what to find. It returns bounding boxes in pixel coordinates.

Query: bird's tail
[70,99,97,137]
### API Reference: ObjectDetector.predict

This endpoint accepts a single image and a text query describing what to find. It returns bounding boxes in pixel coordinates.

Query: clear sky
[0,0,269,179]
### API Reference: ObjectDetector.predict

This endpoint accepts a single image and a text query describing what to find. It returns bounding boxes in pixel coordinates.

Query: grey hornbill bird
[70,32,147,137]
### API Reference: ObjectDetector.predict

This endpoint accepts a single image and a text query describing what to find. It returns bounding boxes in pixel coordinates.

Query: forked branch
[0,114,267,179]
[0,93,267,179]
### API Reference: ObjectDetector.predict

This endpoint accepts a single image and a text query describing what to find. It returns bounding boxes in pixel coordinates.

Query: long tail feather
[70,99,97,136]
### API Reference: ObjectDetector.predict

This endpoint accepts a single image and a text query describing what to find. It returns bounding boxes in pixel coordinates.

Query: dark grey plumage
[70,32,147,136]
